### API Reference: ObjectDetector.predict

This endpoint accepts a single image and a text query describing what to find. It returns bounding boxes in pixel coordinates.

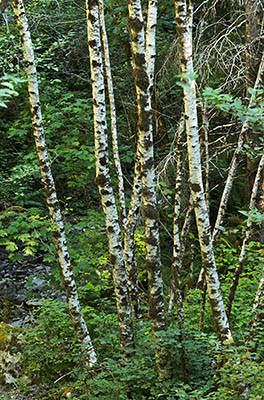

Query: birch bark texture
[98,0,127,227]
[12,0,97,366]
[123,0,159,319]
[86,0,133,349]
[128,0,168,376]
[174,0,233,343]
[213,52,264,245]
[246,276,264,354]
[226,154,264,318]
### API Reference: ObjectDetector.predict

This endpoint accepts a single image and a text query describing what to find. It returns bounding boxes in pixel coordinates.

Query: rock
[0,297,26,323]
[0,322,22,386]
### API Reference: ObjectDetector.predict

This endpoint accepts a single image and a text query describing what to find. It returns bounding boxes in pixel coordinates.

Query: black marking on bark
[110,253,117,265]
[96,173,108,186]
[100,156,107,166]
[105,200,113,207]
[92,60,101,68]
[202,235,210,246]
[134,65,149,92]
[88,39,97,48]
[128,16,144,33]
[142,187,151,197]
[189,182,201,192]
[142,204,159,219]
[145,235,158,246]
[143,138,152,150]
[142,158,154,171]
[139,111,151,132]
[100,188,110,196]
[107,225,115,233]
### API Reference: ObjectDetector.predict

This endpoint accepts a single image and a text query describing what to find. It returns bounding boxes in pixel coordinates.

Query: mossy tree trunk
[128,0,169,378]
[86,0,134,349]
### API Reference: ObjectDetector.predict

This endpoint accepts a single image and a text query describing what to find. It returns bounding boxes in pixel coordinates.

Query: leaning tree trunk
[86,0,134,349]
[12,0,97,366]
[246,276,264,355]
[245,0,264,242]
[128,0,169,378]
[174,0,233,343]
[226,153,264,319]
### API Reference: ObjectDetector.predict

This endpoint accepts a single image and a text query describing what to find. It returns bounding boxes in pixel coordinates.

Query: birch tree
[86,0,134,349]
[226,153,264,318]
[98,0,126,227]
[245,0,264,242]
[174,0,233,343]
[246,276,264,354]
[12,0,97,366]
[128,0,169,377]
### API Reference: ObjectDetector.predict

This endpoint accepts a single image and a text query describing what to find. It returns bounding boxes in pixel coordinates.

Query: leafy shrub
[19,299,80,383]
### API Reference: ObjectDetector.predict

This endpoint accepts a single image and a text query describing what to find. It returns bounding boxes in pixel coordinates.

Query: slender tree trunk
[128,0,169,378]
[213,53,264,245]
[201,103,210,210]
[168,117,184,314]
[245,0,263,94]
[13,0,97,366]
[226,154,264,318]
[246,276,264,354]
[123,0,159,319]
[99,0,141,318]
[98,0,127,227]
[86,0,133,349]
[124,150,142,319]
[145,0,157,93]
[174,0,233,343]
[245,0,264,242]
[170,120,187,381]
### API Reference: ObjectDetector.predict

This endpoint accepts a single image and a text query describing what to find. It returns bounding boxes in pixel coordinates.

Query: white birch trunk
[213,53,264,245]
[145,0,157,92]
[123,0,159,318]
[98,0,142,317]
[86,0,133,349]
[246,276,264,354]
[168,117,185,315]
[174,0,233,343]
[12,0,97,366]
[226,153,264,318]
[98,0,127,227]
[124,151,142,318]
[128,0,168,377]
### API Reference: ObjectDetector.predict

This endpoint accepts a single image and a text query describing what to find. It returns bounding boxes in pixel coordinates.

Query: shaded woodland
[0,0,263,399]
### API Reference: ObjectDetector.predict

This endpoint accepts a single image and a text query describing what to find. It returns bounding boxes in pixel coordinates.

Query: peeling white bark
[227,154,264,318]
[12,0,97,366]
[145,0,157,90]
[174,0,233,343]
[168,117,185,316]
[246,276,264,353]
[86,0,133,349]
[98,0,127,227]
[213,53,264,245]
[123,0,159,319]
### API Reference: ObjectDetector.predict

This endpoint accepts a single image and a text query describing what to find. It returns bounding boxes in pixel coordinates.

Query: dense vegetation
[0,0,263,399]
